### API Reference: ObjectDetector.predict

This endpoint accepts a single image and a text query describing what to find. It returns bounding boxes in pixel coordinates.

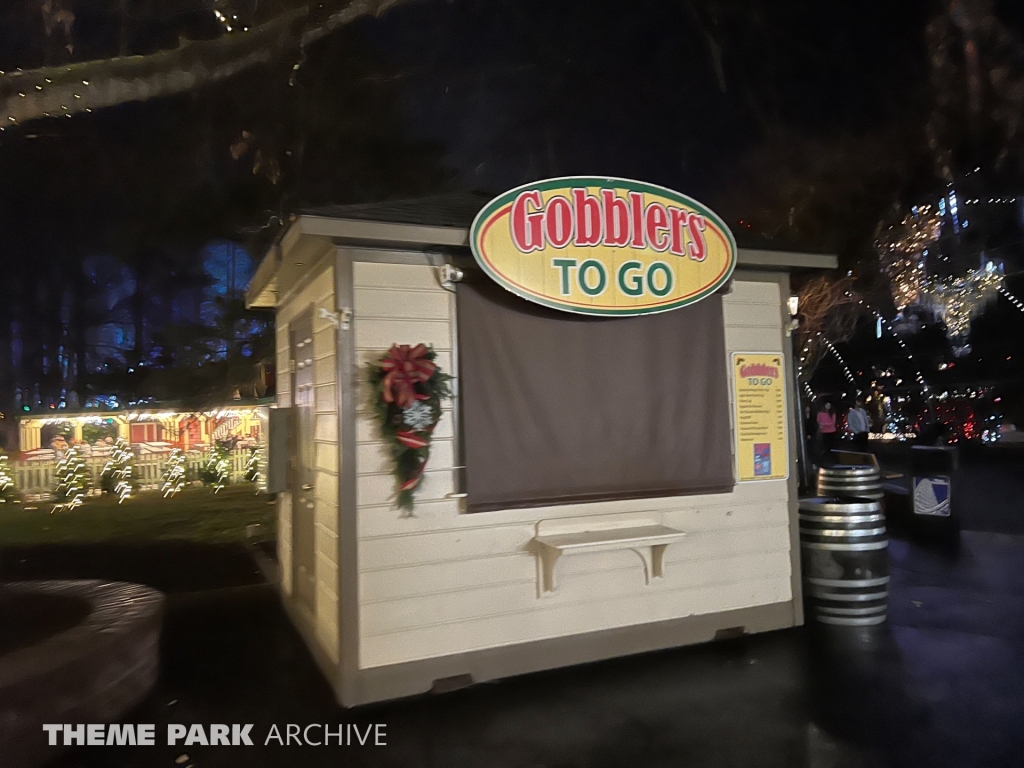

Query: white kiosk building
[246,189,835,707]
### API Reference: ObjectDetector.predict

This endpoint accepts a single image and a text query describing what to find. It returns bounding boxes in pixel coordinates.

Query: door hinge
[319,306,352,331]
[289,359,297,373]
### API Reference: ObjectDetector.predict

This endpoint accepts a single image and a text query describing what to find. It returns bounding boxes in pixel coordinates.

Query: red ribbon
[400,451,428,491]
[380,344,437,410]
[396,430,430,450]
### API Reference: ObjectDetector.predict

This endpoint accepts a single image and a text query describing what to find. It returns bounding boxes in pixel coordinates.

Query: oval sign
[470,177,737,316]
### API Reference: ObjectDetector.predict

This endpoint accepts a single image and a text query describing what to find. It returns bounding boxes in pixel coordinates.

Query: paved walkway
[25,445,1024,768]
[26,528,1021,768]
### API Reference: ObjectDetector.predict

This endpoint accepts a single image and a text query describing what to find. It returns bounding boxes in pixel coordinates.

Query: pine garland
[367,344,451,514]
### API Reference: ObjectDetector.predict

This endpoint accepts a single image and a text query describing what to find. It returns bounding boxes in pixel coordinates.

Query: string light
[101,437,134,504]
[822,337,859,390]
[161,448,187,498]
[1000,285,1024,314]
[0,454,14,502]
[52,447,87,513]
[204,444,230,493]
[918,265,1003,345]
[0,3,262,126]
[875,207,941,310]
[245,447,261,490]
[859,299,932,398]
[212,8,239,34]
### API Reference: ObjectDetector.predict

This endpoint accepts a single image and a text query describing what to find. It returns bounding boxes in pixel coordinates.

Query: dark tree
[0,0,452,409]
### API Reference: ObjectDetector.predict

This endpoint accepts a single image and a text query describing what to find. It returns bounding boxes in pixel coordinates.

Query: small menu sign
[732,353,789,481]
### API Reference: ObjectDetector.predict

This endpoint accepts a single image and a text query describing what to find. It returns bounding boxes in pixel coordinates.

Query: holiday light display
[19,406,267,453]
[161,448,187,498]
[0,453,15,503]
[794,275,861,393]
[821,337,859,391]
[876,190,1007,346]
[1000,285,1024,314]
[201,444,231,493]
[244,447,260,485]
[100,437,134,503]
[875,208,942,310]
[920,265,1004,347]
[983,412,1004,443]
[52,447,87,512]
[858,300,931,396]
[0,0,404,129]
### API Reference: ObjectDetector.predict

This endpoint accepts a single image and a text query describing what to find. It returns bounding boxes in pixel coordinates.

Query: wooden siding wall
[353,263,792,670]
[276,263,341,663]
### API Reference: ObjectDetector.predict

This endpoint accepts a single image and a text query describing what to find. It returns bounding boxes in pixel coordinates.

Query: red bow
[380,344,437,409]
[396,430,430,449]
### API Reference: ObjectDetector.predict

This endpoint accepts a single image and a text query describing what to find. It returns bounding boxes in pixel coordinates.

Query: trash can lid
[818,465,878,477]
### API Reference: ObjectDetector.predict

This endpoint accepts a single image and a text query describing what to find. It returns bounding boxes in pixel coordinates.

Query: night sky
[5,0,1024,414]
[4,0,1024,237]
[362,0,936,200]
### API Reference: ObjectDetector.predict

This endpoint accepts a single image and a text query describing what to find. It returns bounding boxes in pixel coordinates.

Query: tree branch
[796,275,863,383]
[0,0,412,129]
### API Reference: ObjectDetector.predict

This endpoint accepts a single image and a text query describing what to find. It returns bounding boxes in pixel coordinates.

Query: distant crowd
[805,398,872,463]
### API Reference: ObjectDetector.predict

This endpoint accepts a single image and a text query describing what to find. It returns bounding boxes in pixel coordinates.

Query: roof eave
[736,248,838,271]
[300,215,470,248]
[246,242,283,308]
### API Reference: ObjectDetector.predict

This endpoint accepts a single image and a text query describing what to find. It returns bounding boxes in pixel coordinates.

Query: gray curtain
[457,276,734,512]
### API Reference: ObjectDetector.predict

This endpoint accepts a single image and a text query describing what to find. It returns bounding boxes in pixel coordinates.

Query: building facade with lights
[17,405,269,456]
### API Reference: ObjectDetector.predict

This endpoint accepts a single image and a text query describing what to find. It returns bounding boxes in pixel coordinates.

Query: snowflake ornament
[402,401,434,431]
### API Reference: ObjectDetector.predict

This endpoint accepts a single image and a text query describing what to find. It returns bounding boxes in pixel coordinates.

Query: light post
[787,296,813,493]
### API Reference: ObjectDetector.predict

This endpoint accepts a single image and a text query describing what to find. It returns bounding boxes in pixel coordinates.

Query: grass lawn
[0,484,275,546]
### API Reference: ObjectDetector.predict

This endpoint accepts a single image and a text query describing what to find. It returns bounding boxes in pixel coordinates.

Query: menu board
[732,353,788,481]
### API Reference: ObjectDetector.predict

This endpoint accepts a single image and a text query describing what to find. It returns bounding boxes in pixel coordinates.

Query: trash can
[817,465,883,500]
[799,497,889,626]
[909,445,959,543]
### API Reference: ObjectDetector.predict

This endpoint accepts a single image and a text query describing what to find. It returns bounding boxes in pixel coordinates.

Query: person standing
[817,402,837,460]
[847,398,871,453]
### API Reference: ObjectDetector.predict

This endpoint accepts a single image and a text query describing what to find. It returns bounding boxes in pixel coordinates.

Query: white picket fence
[14,449,256,500]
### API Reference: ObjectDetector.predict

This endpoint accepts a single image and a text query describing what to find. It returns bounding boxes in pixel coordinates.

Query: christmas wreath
[367,344,451,513]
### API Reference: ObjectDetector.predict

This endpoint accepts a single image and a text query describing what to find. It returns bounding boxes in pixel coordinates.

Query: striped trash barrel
[817,465,883,500]
[799,497,889,626]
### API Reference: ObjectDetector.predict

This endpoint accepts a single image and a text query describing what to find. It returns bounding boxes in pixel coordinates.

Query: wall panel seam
[353,497,789,518]
[360,558,793,603]
[360,576,791,638]
[357,527,791,569]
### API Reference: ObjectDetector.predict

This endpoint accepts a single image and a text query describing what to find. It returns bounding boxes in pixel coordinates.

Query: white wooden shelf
[532,525,687,593]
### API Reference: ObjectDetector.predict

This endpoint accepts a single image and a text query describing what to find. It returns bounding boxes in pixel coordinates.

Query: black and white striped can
[799,497,889,626]
[816,465,883,500]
